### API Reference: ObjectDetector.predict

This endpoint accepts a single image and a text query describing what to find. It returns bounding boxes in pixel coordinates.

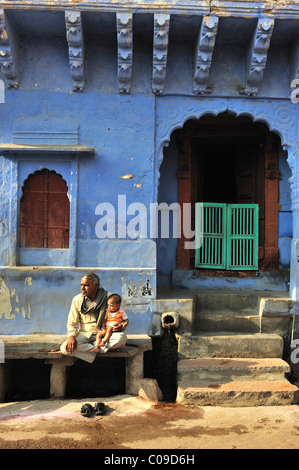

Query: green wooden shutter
[195,203,227,269]
[195,203,259,270]
[227,204,259,270]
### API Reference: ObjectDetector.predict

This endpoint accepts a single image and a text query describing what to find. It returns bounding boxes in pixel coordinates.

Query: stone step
[178,333,283,359]
[192,292,294,335]
[194,293,261,313]
[194,313,261,333]
[176,379,299,407]
[177,357,290,382]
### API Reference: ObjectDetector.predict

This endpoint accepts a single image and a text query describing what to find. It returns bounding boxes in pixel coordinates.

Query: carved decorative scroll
[0,9,19,89]
[244,17,274,96]
[193,15,218,95]
[65,11,85,92]
[152,13,170,94]
[116,12,133,93]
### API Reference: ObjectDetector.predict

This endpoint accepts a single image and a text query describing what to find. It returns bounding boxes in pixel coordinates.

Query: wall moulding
[210,0,299,20]
[0,114,95,156]
[155,97,297,172]
[1,0,298,19]
[0,1,210,16]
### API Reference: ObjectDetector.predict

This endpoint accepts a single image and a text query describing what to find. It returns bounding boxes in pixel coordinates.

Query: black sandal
[80,403,94,417]
[94,402,106,415]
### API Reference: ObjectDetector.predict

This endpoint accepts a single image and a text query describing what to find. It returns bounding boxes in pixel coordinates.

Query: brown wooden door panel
[47,228,69,248]
[48,194,70,225]
[20,169,70,249]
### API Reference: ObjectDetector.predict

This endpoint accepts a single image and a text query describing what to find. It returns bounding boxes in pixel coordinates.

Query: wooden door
[235,145,257,204]
[234,143,265,266]
[20,169,70,249]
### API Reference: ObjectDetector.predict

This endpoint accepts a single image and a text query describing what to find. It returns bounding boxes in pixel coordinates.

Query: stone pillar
[126,350,162,401]
[288,150,299,382]
[264,134,279,270]
[177,126,193,269]
[289,161,299,301]
[45,356,75,398]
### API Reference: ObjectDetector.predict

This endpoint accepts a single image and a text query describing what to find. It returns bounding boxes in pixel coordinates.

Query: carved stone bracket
[243,17,274,96]
[0,9,19,89]
[116,12,133,93]
[193,15,219,95]
[289,36,299,99]
[65,11,85,92]
[152,13,170,94]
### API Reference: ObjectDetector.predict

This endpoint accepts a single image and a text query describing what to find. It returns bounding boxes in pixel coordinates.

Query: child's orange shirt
[105,306,128,327]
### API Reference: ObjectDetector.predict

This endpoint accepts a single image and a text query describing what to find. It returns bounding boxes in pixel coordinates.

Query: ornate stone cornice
[0,8,19,88]
[65,11,85,92]
[152,13,170,94]
[0,3,296,98]
[243,17,274,96]
[116,12,133,93]
[0,0,210,16]
[0,0,298,20]
[193,15,218,95]
[210,0,299,19]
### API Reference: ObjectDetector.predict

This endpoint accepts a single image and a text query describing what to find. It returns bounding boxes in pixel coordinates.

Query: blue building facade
[0,1,298,339]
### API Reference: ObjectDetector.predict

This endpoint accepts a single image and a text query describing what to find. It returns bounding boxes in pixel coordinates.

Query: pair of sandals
[80,402,106,417]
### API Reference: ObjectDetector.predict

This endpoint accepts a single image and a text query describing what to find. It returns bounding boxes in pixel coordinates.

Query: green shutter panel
[227,204,259,270]
[195,203,227,269]
[195,203,259,271]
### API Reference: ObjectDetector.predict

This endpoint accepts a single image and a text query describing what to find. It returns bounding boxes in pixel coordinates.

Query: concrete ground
[0,395,298,450]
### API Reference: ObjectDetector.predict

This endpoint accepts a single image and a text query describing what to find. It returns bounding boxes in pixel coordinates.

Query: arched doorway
[157,112,292,286]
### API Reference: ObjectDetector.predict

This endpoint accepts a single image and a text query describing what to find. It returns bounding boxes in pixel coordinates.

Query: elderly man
[60,273,128,363]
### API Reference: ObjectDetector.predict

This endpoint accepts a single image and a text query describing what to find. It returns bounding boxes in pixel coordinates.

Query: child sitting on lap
[89,293,128,353]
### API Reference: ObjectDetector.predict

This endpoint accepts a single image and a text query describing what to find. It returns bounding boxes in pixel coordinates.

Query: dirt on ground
[0,395,299,451]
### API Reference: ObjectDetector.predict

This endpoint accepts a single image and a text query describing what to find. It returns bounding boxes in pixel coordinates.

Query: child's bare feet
[89,347,100,353]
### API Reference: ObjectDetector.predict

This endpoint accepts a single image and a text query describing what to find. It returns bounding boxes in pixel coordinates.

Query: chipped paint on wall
[0,277,13,319]
[0,276,34,322]
[24,277,32,286]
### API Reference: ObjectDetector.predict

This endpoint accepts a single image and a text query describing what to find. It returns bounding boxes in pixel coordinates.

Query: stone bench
[0,334,162,402]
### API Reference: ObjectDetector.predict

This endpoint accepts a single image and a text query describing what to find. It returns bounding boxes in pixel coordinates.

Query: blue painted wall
[0,268,156,335]
[0,15,295,333]
[0,88,157,334]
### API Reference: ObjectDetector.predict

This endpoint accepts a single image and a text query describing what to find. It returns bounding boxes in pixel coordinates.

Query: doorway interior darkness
[176,112,280,272]
[194,142,263,204]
